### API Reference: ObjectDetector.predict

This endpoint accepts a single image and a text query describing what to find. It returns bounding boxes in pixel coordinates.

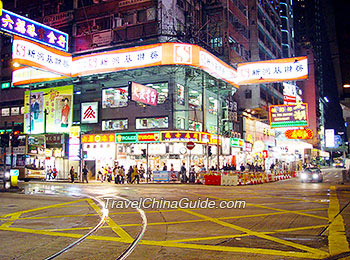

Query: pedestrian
[127,166,133,183]
[113,165,119,184]
[139,164,145,179]
[240,164,245,172]
[180,163,187,183]
[107,167,112,182]
[162,163,167,171]
[46,166,52,181]
[131,165,140,184]
[170,163,174,172]
[70,166,75,183]
[98,170,103,183]
[52,167,57,179]
[189,166,195,183]
[82,165,88,183]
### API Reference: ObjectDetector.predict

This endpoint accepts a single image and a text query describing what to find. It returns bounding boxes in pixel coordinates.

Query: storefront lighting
[343,84,350,88]
[13,62,20,68]
[161,88,168,92]
[74,91,81,95]
[190,90,198,94]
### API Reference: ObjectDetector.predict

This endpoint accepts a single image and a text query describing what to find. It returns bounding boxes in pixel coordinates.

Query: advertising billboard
[129,81,157,106]
[81,102,98,124]
[24,85,73,134]
[325,129,335,148]
[102,87,128,108]
[0,9,69,51]
[269,103,308,128]
[237,56,308,85]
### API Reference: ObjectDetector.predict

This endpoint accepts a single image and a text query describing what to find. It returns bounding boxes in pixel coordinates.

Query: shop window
[176,117,185,129]
[102,87,128,108]
[124,13,135,25]
[136,117,169,130]
[102,119,128,131]
[189,89,202,108]
[76,21,93,36]
[189,120,202,131]
[176,84,185,106]
[208,98,218,115]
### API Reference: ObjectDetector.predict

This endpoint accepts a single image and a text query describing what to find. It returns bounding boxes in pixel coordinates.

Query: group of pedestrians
[45,166,58,181]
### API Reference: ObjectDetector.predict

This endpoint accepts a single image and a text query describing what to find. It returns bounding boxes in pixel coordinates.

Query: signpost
[186,141,195,169]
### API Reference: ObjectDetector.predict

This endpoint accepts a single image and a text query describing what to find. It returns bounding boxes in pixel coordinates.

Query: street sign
[186,141,195,150]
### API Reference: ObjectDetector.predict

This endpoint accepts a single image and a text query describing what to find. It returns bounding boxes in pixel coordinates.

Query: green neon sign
[1,82,11,89]
[115,133,138,143]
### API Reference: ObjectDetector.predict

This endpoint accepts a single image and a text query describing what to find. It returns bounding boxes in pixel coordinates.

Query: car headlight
[312,173,318,179]
[301,173,307,180]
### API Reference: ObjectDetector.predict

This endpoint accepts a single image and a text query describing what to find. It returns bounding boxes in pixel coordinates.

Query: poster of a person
[61,97,70,127]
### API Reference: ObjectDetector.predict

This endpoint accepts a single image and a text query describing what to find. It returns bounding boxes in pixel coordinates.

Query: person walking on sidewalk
[82,165,89,183]
[70,166,75,183]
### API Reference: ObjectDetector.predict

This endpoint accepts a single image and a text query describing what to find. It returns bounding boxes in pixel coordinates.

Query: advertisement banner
[129,81,157,106]
[24,85,73,134]
[12,36,72,76]
[269,103,309,128]
[237,56,308,85]
[12,67,67,86]
[0,9,69,51]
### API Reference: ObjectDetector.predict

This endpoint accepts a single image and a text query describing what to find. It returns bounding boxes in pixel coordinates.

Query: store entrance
[84,160,96,180]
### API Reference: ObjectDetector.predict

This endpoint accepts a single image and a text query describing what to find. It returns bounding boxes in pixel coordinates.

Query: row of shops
[2,126,328,180]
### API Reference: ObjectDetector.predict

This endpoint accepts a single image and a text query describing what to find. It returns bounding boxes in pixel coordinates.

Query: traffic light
[11,131,20,147]
[0,133,9,147]
[82,151,87,159]
[141,149,146,158]
[208,146,212,156]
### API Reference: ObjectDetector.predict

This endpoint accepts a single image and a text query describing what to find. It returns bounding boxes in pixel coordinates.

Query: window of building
[245,90,252,99]
[189,120,202,131]
[147,8,156,20]
[95,16,111,31]
[145,82,168,104]
[137,9,147,23]
[136,117,169,129]
[1,108,10,117]
[260,89,266,100]
[189,88,202,108]
[102,87,128,108]
[102,119,128,131]
[208,97,218,115]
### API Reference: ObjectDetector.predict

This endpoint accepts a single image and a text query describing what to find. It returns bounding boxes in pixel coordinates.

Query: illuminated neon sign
[161,131,201,143]
[129,81,157,106]
[115,132,160,143]
[285,129,313,139]
[81,134,115,143]
[230,138,244,147]
[269,103,309,128]
[0,9,68,51]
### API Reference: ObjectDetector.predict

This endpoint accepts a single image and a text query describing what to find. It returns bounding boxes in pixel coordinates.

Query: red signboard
[81,133,115,143]
[161,131,200,142]
[200,132,211,144]
[138,132,160,142]
[285,129,313,139]
[186,141,195,150]
[129,81,157,106]
[284,95,296,104]
[262,150,268,158]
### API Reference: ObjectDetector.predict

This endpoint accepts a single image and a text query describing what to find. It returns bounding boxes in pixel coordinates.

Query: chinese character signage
[24,85,73,134]
[161,131,201,143]
[81,102,98,124]
[81,133,115,143]
[45,134,62,144]
[230,138,244,147]
[69,126,80,161]
[285,129,313,140]
[237,56,308,85]
[1,9,68,51]
[200,133,211,144]
[269,103,309,128]
[129,81,157,106]
[244,142,252,152]
[12,36,72,76]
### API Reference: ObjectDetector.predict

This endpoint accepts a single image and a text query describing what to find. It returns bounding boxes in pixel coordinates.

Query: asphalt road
[0,167,349,260]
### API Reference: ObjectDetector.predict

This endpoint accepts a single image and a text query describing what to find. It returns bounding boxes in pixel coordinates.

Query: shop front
[81,130,240,178]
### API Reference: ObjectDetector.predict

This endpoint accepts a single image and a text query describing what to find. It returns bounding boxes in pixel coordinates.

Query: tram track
[26,188,148,260]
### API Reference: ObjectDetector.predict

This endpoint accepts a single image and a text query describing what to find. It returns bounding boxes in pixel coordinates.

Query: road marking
[328,186,350,256]
[1,199,88,218]
[0,225,322,259]
[179,208,329,258]
[0,213,22,228]
[86,198,133,242]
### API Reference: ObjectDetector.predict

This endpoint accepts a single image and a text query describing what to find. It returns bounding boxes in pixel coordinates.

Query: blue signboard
[334,135,342,148]
[0,9,68,52]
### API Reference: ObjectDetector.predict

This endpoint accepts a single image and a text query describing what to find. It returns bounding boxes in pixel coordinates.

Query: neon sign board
[269,103,309,128]
[0,9,69,52]
[81,133,115,143]
[285,129,313,139]
[115,132,160,143]
[161,131,201,143]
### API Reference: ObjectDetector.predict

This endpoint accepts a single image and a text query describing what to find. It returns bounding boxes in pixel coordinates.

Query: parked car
[300,167,323,183]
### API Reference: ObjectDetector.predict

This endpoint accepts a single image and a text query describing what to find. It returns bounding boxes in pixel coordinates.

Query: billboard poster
[129,81,157,106]
[24,85,73,134]
[102,87,128,108]
[325,129,335,148]
[269,103,308,128]
[81,102,98,124]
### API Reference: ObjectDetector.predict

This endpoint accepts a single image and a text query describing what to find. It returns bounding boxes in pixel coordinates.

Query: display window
[102,119,128,131]
[136,117,169,129]
[102,87,128,108]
